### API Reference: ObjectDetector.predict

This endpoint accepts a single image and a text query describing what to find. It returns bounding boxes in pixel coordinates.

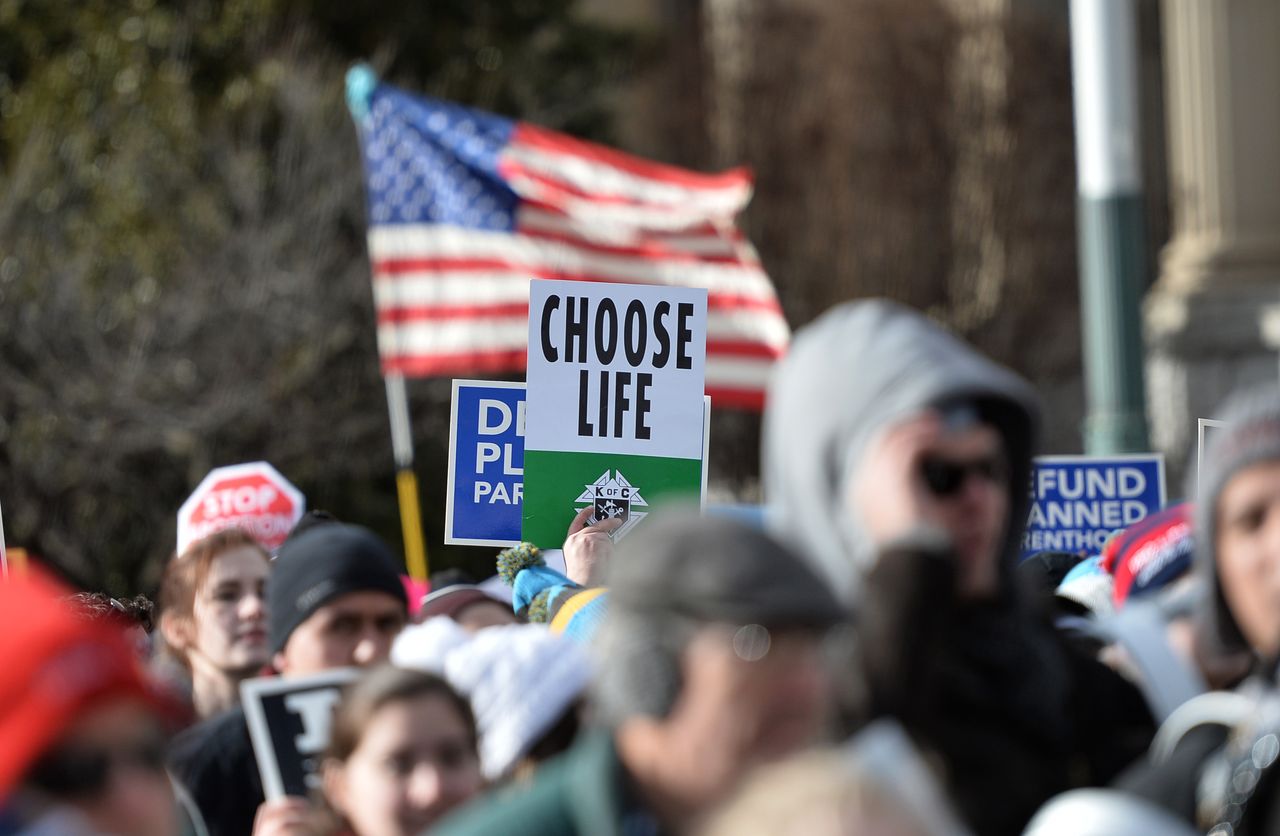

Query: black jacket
[852,538,1155,836]
[168,706,264,836]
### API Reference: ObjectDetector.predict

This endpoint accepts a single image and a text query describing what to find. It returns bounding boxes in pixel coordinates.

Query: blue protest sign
[1022,454,1166,559]
[445,380,526,547]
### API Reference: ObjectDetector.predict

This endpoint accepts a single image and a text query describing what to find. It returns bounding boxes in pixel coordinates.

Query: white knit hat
[393,619,592,780]
[390,616,473,673]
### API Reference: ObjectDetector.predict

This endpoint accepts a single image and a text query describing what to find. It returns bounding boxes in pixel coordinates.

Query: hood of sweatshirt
[762,299,1041,605]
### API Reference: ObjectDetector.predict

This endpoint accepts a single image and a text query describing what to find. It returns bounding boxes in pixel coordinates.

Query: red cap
[0,569,161,800]
[1104,503,1195,609]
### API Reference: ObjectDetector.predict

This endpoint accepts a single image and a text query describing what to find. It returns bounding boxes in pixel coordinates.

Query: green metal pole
[1070,0,1151,454]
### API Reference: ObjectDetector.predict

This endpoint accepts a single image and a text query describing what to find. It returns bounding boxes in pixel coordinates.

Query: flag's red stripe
[371,261,778,309]
[515,224,749,267]
[377,310,783,359]
[521,199,746,240]
[705,385,767,411]
[375,302,530,322]
[511,123,752,192]
[373,255,761,275]
[375,257,521,274]
[500,160,657,208]
[501,160,748,214]
[705,339,786,360]
[373,285,784,317]
[381,349,527,377]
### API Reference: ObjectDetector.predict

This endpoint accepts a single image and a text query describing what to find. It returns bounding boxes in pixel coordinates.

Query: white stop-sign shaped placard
[177,462,305,556]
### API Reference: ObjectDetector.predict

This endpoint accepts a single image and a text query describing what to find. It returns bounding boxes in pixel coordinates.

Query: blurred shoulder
[433,766,579,836]
[168,705,251,775]
[435,731,622,836]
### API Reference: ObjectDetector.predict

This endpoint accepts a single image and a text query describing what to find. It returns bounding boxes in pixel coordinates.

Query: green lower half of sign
[521,450,703,549]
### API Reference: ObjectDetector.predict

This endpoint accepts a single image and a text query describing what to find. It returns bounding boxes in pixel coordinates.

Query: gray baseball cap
[607,506,848,629]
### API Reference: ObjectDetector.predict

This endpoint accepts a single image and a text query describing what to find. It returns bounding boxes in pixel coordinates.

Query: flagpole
[347,64,430,582]
[385,373,430,581]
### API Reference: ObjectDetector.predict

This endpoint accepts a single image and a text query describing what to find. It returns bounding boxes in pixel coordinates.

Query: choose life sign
[1021,454,1166,558]
[522,279,708,548]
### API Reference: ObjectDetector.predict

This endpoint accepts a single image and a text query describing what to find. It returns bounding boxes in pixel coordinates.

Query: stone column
[1145,0,1280,487]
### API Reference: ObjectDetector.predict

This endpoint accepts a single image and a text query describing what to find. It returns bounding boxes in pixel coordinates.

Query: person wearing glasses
[762,299,1154,836]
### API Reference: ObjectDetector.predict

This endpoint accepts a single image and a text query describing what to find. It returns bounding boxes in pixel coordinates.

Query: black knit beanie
[268,523,407,654]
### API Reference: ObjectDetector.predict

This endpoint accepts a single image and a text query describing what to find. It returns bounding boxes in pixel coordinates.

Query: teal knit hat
[497,543,608,643]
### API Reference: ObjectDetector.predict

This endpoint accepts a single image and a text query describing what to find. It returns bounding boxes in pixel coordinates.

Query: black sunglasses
[25,735,167,798]
[920,454,1008,497]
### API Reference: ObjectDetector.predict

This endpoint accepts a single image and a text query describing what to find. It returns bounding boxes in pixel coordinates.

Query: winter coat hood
[762,299,1041,605]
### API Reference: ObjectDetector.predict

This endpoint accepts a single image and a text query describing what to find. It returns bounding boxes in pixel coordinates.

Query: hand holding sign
[251,797,317,836]
[563,505,622,586]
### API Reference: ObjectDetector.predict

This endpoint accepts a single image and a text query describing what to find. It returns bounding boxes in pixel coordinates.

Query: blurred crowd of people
[4,299,1280,836]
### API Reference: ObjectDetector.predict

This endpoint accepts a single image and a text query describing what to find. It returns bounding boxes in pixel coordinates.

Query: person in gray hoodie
[763,299,1153,836]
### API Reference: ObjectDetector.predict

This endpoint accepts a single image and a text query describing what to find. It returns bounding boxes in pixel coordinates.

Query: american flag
[354,82,789,410]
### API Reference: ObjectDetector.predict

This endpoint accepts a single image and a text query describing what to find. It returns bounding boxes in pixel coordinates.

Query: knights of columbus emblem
[575,470,648,539]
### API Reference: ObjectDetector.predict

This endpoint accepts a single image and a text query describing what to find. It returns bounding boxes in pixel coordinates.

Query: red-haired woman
[158,528,271,719]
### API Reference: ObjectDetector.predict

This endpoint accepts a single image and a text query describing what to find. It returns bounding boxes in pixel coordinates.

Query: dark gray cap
[608,507,848,628]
